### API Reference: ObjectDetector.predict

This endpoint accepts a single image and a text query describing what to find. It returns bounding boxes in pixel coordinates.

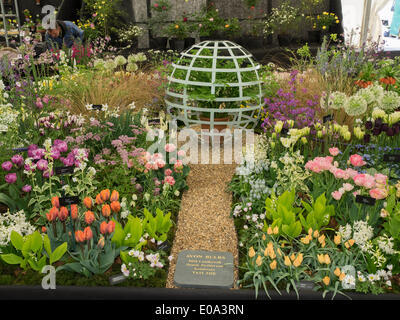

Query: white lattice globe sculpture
[165,41,263,134]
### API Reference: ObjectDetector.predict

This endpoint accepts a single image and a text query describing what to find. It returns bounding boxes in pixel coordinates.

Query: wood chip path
[166,161,239,289]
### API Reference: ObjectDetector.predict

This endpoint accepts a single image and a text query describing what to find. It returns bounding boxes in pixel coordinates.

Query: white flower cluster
[0,103,19,132]
[358,265,393,287]
[0,210,36,248]
[352,220,374,252]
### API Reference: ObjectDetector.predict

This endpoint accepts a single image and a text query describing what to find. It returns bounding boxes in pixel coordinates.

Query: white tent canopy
[341,0,400,51]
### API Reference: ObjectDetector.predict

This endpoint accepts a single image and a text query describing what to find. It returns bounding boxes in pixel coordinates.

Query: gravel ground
[166,139,239,289]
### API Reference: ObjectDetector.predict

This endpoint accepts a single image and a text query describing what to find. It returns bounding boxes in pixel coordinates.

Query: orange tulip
[100,189,110,202]
[256,255,262,266]
[41,226,47,233]
[334,234,341,245]
[83,197,92,209]
[273,226,279,234]
[107,221,116,234]
[75,230,85,242]
[284,256,292,267]
[334,267,341,277]
[323,276,330,286]
[110,201,121,213]
[46,207,58,222]
[83,226,93,241]
[97,236,105,248]
[267,227,273,235]
[270,260,277,270]
[290,253,296,261]
[70,204,78,220]
[348,239,355,246]
[339,272,346,281]
[51,196,60,208]
[100,221,108,234]
[262,234,266,241]
[248,247,255,258]
[110,190,119,202]
[293,253,303,267]
[58,206,69,222]
[95,193,103,205]
[84,211,95,225]
[102,204,111,217]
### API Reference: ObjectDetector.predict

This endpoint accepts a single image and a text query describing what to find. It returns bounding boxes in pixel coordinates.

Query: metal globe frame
[165,40,263,136]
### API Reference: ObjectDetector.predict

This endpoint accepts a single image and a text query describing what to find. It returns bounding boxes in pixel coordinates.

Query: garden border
[0,285,399,300]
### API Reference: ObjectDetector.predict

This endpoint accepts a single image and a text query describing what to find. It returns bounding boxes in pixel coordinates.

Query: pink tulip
[5,173,17,184]
[349,154,366,167]
[329,147,340,156]
[1,161,13,171]
[331,190,343,201]
[369,188,388,200]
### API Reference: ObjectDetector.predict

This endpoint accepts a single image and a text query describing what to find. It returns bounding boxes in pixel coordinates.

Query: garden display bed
[2,0,400,302]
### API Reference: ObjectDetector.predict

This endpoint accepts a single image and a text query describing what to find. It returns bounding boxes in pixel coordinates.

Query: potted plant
[263,0,300,46]
[195,3,225,41]
[149,0,171,49]
[221,18,241,41]
[166,20,190,51]
[309,11,340,43]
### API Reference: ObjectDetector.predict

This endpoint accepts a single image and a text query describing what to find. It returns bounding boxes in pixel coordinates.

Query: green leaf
[0,193,16,211]
[30,231,43,253]
[50,242,67,264]
[111,220,124,247]
[10,231,24,251]
[43,234,51,256]
[1,253,23,265]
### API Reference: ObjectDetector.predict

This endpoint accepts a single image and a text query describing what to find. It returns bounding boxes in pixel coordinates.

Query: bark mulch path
[166,162,238,289]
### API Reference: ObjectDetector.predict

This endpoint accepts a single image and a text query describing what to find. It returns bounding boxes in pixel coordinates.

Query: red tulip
[84,211,95,225]
[41,226,47,233]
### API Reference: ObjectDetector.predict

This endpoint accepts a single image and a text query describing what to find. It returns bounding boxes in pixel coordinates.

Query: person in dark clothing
[45,20,84,50]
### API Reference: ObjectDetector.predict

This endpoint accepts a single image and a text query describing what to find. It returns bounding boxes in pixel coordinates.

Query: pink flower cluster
[305,156,334,173]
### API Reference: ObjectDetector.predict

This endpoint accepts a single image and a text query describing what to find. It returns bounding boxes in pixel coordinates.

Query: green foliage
[383,194,400,241]
[111,215,147,249]
[299,193,335,231]
[0,231,67,272]
[264,190,304,238]
[143,208,172,242]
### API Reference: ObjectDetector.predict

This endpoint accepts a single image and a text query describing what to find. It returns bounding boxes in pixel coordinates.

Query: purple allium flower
[2,161,13,171]
[5,173,17,184]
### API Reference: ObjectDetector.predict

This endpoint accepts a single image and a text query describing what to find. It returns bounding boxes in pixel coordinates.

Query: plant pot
[199,36,213,42]
[246,36,264,49]
[184,37,195,49]
[151,37,168,49]
[308,30,321,44]
[170,38,185,51]
[199,116,230,132]
[277,34,292,47]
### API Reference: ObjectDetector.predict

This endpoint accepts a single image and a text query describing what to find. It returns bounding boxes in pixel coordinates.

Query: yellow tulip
[317,254,325,264]
[339,273,346,281]
[293,253,303,267]
[290,253,296,262]
[323,276,330,286]
[273,226,279,234]
[318,235,325,244]
[334,267,341,277]
[277,248,282,256]
[301,236,310,244]
[284,256,292,267]
[269,250,276,260]
[344,241,350,249]
[256,255,262,266]
[267,227,273,235]
[248,247,255,258]
[324,254,331,265]
[334,234,341,245]
[270,260,277,270]
[313,230,319,238]
[348,239,355,246]
[262,234,266,241]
